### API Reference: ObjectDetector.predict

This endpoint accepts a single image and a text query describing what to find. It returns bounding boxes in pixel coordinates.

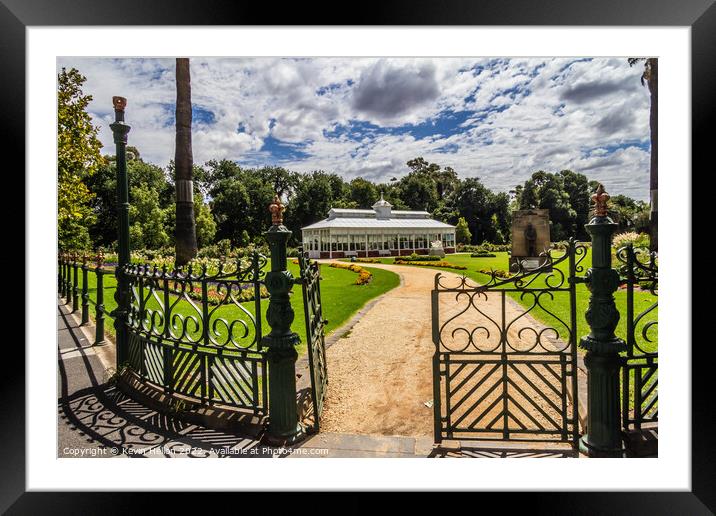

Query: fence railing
[616,244,658,431]
[120,252,269,414]
[58,252,113,346]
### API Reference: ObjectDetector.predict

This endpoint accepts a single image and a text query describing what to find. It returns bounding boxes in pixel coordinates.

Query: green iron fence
[120,253,269,414]
[58,252,111,346]
[617,244,658,431]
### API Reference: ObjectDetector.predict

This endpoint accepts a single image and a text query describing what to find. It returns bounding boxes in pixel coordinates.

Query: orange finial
[269,194,285,225]
[591,183,610,217]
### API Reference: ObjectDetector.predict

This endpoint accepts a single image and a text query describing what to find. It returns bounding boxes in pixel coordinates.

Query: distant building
[301,194,456,259]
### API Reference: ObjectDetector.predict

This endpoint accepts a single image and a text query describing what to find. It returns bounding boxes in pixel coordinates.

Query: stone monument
[509,208,551,271]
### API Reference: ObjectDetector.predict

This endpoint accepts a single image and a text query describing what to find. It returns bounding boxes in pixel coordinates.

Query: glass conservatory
[301,195,456,259]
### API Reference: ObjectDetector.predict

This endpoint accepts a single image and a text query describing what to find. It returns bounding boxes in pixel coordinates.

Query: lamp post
[262,194,306,445]
[579,184,627,457]
[109,96,131,368]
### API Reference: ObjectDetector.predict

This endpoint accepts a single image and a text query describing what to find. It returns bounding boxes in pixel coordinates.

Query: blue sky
[57,57,652,200]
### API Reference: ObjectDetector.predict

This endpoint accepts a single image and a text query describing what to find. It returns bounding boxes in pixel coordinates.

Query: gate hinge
[569,275,588,285]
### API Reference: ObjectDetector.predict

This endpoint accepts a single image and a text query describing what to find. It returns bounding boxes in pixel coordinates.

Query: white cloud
[56,56,652,200]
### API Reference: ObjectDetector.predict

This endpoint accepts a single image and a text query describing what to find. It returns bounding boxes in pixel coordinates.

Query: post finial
[95,249,105,268]
[591,183,610,218]
[112,96,127,112]
[269,194,285,225]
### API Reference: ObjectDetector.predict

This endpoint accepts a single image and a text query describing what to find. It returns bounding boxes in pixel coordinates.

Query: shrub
[398,253,442,262]
[355,257,383,263]
[394,260,467,270]
[613,232,650,249]
[471,251,496,258]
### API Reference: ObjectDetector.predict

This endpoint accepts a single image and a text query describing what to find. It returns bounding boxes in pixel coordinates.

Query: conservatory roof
[301,216,455,231]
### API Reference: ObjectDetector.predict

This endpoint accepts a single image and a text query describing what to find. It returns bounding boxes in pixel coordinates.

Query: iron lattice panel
[437,353,576,441]
[616,244,658,431]
[431,240,586,447]
[120,252,268,414]
[298,247,328,432]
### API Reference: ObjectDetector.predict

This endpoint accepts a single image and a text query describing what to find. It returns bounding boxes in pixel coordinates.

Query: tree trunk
[648,58,658,252]
[175,58,197,265]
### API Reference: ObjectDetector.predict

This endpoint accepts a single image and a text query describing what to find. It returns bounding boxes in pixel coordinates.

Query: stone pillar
[262,195,306,445]
[109,96,131,368]
[579,184,627,457]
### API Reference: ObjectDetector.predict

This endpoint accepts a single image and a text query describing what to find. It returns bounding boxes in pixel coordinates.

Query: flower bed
[394,260,467,270]
[165,280,269,305]
[329,262,373,285]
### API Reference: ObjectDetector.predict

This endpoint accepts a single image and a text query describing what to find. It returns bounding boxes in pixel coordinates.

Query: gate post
[262,195,306,445]
[579,184,627,457]
[109,96,131,369]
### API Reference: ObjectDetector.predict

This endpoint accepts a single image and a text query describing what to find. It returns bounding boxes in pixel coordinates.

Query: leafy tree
[174,57,198,265]
[57,67,103,249]
[450,177,494,244]
[194,191,217,248]
[629,57,658,251]
[398,171,439,211]
[87,157,174,248]
[128,183,171,249]
[455,217,472,245]
[349,177,378,208]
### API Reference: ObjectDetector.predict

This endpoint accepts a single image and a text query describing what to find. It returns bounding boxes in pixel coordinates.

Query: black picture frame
[4,0,709,512]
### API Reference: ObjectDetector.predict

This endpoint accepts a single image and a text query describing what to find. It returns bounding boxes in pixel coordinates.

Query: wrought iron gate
[432,240,587,446]
[298,248,328,432]
[617,244,658,430]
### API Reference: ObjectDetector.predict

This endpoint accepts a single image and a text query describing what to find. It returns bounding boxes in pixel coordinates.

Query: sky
[56,57,652,200]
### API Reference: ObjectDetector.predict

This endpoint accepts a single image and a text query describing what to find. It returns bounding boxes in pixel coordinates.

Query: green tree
[194,191,217,248]
[57,67,103,249]
[349,177,378,208]
[455,217,472,245]
[174,58,198,264]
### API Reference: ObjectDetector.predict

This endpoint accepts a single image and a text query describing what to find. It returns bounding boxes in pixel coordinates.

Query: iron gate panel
[432,240,586,446]
[617,244,658,430]
[298,247,328,432]
[121,253,268,414]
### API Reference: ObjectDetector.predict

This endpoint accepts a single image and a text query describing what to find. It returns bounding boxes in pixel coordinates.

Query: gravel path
[318,262,573,438]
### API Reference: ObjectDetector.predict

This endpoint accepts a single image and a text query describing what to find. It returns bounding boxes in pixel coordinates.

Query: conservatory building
[301,194,456,259]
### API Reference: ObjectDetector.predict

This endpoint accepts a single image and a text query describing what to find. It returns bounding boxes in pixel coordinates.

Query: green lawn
[66,261,400,356]
[344,251,658,354]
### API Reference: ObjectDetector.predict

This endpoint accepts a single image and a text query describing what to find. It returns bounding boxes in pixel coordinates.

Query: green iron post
[94,251,106,346]
[579,184,627,457]
[262,195,306,445]
[58,254,65,297]
[110,97,131,366]
[71,256,79,312]
[58,255,63,295]
[81,256,90,325]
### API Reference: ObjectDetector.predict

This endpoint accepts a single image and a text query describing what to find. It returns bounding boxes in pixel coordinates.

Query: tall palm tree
[629,57,657,251]
[175,57,197,265]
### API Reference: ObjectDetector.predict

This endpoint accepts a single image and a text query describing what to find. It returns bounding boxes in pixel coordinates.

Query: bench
[378,249,392,257]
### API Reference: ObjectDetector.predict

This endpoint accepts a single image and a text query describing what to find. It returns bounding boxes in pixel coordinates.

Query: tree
[194,191,217,248]
[57,67,103,250]
[455,217,472,245]
[349,177,378,208]
[629,57,658,251]
[174,58,198,265]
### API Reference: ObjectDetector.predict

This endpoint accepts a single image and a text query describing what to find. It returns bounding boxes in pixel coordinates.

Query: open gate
[432,240,587,447]
[298,247,328,432]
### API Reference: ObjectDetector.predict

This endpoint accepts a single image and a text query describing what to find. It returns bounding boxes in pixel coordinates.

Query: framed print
[4,0,712,511]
